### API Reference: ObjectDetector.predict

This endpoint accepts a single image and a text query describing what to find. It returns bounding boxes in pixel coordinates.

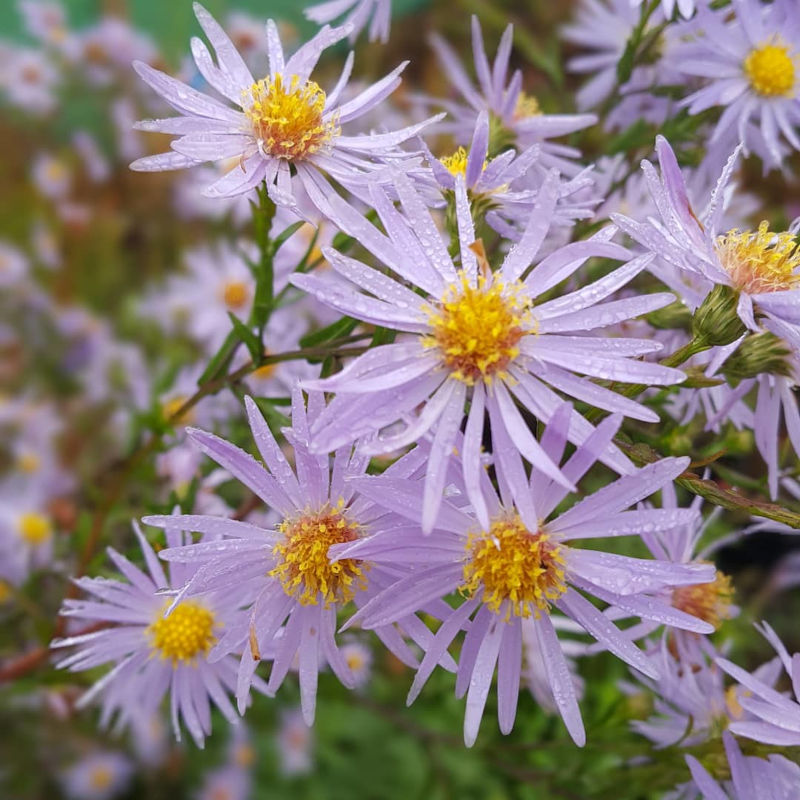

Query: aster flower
[143,391,456,725]
[685,731,800,800]
[305,0,391,44]
[670,0,800,167]
[277,707,314,775]
[17,1,70,48]
[0,241,31,288]
[60,751,134,800]
[195,766,252,800]
[423,112,596,238]
[131,3,434,220]
[606,482,737,662]
[292,171,684,531]
[429,17,596,175]
[0,488,56,580]
[627,639,779,749]
[563,0,669,114]
[333,406,715,746]
[141,241,260,354]
[717,622,800,747]
[0,44,59,114]
[51,523,261,747]
[614,136,800,340]
[31,151,71,200]
[631,0,695,19]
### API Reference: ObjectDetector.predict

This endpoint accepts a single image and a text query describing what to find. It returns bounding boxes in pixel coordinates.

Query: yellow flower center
[162,395,195,425]
[672,569,734,630]
[441,147,470,177]
[221,280,250,310]
[148,600,217,665]
[244,74,339,160]
[715,222,800,294]
[513,92,542,120]
[0,581,12,604]
[270,503,365,606]
[461,515,567,619]
[424,271,529,385]
[18,512,52,545]
[16,452,40,473]
[744,42,796,97]
[345,646,367,672]
[89,766,113,791]
[234,744,256,768]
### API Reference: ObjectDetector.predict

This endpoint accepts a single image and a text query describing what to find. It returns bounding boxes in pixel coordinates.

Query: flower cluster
[2,1,799,797]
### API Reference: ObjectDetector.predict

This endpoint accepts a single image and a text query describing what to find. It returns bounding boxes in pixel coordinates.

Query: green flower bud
[722,332,792,380]
[647,300,692,330]
[692,285,747,346]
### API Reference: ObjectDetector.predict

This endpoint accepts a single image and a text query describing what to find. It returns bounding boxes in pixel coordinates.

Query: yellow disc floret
[513,92,542,120]
[221,280,250,310]
[89,766,113,791]
[715,221,800,294]
[744,42,796,97]
[672,568,734,631]
[425,271,529,385]
[16,452,41,473]
[18,512,52,545]
[244,74,339,160]
[148,600,217,665]
[270,502,365,606]
[461,515,567,619]
[441,147,470,177]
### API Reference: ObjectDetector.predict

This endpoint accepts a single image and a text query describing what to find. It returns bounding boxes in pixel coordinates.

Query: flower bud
[691,285,747,346]
[647,300,692,331]
[722,332,792,380]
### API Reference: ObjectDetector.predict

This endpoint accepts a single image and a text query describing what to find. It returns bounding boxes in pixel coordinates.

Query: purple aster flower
[51,522,260,747]
[143,391,456,725]
[131,4,435,220]
[717,622,800,747]
[614,136,800,336]
[292,171,684,531]
[332,406,715,746]
[626,639,779,749]
[422,112,596,238]
[305,0,391,44]
[563,0,674,120]
[670,0,800,167]
[195,766,252,800]
[428,17,596,175]
[606,481,737,663]
[277,707,314,775]
[60,751,134,800]
[631,0,695,19]
[685,731,800,799]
